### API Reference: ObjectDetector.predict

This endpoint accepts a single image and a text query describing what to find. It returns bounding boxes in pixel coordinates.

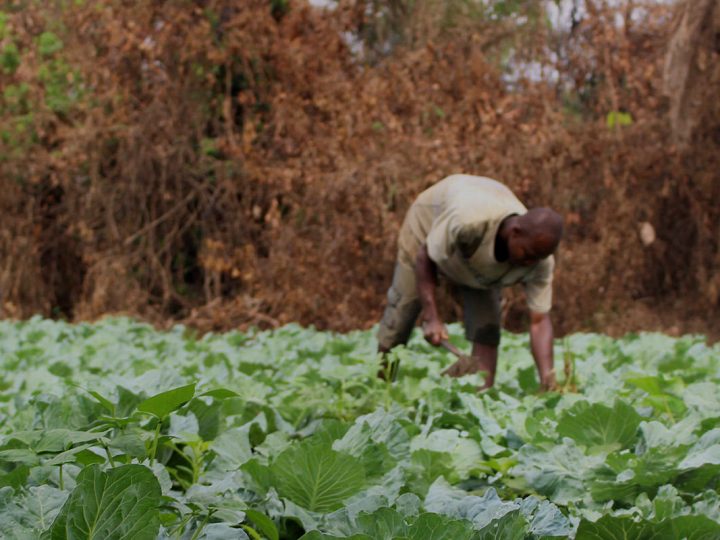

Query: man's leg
[443,287,501,388]
[376,261,422,380]
[470,342,498,389]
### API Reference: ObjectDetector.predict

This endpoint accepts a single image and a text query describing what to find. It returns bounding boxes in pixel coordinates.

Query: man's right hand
[422,318,448,346]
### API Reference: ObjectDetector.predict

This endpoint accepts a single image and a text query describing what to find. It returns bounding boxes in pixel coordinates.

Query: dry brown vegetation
[0,0,718,337]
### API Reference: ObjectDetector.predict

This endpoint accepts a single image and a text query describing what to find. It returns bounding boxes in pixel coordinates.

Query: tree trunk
[663,0,720,145]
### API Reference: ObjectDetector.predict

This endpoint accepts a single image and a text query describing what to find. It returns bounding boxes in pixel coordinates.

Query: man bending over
[377,174,563,390]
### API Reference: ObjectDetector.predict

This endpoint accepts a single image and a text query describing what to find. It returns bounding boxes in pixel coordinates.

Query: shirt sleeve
[426,214,487,267]
[523,256,554,313]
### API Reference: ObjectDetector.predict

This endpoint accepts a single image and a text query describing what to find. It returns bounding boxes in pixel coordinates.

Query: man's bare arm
[416,244,448,345]
[529,311,556,390]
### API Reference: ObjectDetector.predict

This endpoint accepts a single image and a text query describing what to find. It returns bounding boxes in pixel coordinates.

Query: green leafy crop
[0,317,717,538]
[48,464,161,539]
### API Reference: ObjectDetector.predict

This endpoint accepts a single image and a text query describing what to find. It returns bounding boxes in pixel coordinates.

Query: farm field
[0,318,719,539]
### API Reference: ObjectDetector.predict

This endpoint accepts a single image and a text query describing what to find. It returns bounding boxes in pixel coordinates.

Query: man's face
[507,233,554,267]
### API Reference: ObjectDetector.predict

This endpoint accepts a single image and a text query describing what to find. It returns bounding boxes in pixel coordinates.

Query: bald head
[501,208,563,266]
[517,208,564,254]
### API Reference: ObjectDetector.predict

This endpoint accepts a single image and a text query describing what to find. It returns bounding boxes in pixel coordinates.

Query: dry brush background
[0,0,718,337]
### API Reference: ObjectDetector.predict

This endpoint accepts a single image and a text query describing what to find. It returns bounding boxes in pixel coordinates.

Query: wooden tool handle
[440,339,465,359]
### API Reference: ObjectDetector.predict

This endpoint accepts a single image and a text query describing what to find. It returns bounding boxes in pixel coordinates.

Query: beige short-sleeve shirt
[397,174,555,313]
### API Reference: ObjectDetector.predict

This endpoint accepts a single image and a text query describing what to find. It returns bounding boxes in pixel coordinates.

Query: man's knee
[377,286,420,351]
[377,320,412,351]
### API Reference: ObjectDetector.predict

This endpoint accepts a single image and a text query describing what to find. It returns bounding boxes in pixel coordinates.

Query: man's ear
[509,222,524,239]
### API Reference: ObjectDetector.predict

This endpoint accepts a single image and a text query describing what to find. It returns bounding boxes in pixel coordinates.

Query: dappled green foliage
[0,318,719,537]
